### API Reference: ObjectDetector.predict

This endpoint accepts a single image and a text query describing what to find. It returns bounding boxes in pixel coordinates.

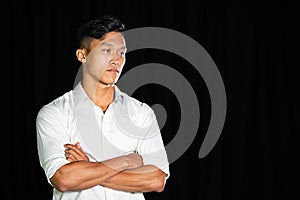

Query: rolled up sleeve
[137,108,170,180]
[36,105,70,185]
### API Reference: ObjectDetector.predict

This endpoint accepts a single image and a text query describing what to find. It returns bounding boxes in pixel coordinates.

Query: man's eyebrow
[100,42,126,49]
[100,42,113,46]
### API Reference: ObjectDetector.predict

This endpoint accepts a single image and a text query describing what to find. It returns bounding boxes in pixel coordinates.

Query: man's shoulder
[118,89,152,113]
[37,90,73,117]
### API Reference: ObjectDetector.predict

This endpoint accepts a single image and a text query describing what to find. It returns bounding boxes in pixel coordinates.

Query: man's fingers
[64,143,89,161]
[75,142,82,149]
[65,149,82,160]
[65,152,76,161]
[64,145,83,160]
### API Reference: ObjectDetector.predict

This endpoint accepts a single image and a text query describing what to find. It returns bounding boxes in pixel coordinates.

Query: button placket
[102,108,112,134]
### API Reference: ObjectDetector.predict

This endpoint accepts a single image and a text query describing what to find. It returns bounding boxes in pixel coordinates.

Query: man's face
[84,31,126,86]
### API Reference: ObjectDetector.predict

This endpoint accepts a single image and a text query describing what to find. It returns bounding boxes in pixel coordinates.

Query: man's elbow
[154,181,165,193]
[152,171,167,192]
[50,170,71,192]
[51,180,69,192]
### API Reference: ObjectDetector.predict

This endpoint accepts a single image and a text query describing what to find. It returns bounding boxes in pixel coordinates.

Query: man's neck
[81,81,115,112]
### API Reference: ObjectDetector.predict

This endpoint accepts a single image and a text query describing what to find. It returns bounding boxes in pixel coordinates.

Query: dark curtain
[5,0,297,199]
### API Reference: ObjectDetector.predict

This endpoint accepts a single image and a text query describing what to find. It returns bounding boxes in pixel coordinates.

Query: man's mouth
[106,69,119,73]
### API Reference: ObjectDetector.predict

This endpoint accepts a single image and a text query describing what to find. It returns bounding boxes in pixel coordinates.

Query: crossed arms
[50,143,167,193]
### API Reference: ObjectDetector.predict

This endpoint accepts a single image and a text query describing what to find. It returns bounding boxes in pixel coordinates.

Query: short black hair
[77,15,126,50]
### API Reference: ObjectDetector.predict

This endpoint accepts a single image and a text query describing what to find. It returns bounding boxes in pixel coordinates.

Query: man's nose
[110,55,121,65]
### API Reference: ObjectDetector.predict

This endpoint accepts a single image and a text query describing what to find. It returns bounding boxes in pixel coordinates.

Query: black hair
[77,15,126,50]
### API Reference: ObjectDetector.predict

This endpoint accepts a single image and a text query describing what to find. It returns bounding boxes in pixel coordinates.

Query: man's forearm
[51,156,132,192]
[101,165,167,193]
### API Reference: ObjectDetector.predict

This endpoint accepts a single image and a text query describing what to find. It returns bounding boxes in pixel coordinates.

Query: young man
[36,15,169,200]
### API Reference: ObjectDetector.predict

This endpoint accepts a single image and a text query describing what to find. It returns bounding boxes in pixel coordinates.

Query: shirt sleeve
[137,106,170,181]
[36,105,70,185]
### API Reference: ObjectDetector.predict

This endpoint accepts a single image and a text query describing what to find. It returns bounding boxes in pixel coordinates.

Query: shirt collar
[113,84,124,104]
[72,81,124,106]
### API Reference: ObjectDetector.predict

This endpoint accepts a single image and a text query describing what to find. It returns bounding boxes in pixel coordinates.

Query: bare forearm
[101,165,167,193]
[51,156,129,192]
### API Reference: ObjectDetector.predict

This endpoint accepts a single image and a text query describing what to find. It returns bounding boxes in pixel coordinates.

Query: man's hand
[64,142,89,162]
[125,152,143,169]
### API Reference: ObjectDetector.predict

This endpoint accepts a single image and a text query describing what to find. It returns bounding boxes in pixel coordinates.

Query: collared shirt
[36,82,170,200]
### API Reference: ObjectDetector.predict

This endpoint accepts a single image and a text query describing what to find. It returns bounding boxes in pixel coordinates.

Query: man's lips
[106,69,119,73]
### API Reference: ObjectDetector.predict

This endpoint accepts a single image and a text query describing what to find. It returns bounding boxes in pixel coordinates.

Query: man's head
[76,15,127,86]
[76,15,125,52]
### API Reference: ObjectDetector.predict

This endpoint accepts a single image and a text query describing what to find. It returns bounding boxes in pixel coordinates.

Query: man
[36,15,169,200]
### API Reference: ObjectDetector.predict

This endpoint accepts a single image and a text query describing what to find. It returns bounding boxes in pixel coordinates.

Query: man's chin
[98,80,117,87]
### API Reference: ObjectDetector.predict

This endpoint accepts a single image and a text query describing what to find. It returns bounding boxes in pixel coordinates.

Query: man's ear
[76,49,87,63]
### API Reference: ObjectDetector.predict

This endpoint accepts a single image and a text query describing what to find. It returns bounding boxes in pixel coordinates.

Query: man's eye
[117,50,126,56]
[103,49,111,53]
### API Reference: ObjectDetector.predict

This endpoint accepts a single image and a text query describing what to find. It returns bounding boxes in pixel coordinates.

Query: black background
[4,0,298,199]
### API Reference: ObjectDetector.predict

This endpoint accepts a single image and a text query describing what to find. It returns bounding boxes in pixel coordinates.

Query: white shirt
[36,82,170,200]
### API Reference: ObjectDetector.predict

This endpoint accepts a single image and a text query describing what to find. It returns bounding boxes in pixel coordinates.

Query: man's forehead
[90,32,126,49]
[101,32,125,44]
